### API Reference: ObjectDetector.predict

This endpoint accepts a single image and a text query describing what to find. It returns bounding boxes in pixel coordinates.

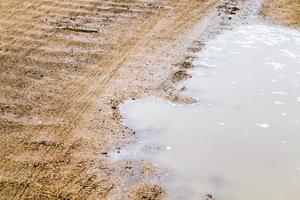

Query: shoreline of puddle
[110,20,300,200]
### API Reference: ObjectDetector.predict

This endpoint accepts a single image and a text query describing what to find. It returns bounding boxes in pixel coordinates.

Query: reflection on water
[115,23,300,199]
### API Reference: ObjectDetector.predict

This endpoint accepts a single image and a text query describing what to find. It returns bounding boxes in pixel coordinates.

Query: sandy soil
[0,0,296,199]
[261,0,300,28]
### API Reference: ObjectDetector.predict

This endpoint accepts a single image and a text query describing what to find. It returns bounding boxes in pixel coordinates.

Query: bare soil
[261,0,300,28]
[0,0,297,199]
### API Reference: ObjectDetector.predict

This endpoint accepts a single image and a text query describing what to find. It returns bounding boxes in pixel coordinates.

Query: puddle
[114,23,300,199]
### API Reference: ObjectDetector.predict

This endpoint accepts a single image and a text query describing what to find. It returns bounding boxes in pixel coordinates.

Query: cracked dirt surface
[0,0,298,199]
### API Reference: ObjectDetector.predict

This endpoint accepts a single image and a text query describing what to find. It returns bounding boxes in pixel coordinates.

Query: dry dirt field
[261,0,300,28]
[0,0,299,199]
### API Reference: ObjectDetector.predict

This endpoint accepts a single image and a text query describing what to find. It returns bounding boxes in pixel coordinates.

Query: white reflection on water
[116,24,300,200]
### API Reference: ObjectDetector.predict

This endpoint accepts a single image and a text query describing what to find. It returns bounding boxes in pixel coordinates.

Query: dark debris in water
[205,193,216,200]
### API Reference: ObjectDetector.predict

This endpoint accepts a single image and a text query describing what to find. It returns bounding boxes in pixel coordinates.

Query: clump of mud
[217,1,240,15]
[176,61,194,69]
[171,70,191,83]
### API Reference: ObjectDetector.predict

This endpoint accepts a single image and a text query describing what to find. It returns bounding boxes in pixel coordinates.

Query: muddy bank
[261,0,300,28]
[119,22,300,199]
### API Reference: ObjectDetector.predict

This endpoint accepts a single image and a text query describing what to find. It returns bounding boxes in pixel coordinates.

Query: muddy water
[116,23,300,199]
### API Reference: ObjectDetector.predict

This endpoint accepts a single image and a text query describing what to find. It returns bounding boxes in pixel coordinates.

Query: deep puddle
[115,23,300,199]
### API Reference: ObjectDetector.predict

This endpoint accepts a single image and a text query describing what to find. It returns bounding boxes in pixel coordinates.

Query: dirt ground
[261,0,300,28]
[0,0,299,199]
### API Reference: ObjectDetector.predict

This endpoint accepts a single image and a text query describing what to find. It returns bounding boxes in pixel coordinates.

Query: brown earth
[0,0,295,199]
[261,0,300,28]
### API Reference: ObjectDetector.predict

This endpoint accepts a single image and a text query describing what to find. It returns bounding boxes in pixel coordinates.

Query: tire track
[12,12,165,200]
[0,0,170,161]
